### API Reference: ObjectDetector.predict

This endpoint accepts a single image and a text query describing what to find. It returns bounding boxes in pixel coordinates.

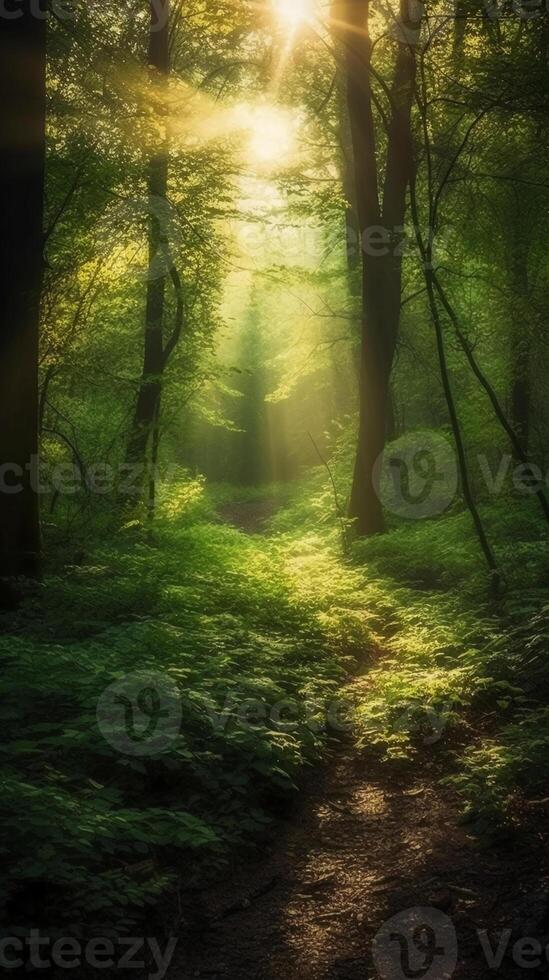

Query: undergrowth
[3,462,549,936]
[0,482,351,936]
[275,462,549,839]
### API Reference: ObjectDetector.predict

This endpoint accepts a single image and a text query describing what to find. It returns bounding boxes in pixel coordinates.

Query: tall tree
[0,3,47,587]
[334,0,422,535]
[127,0,185,507]
[508,192,532,452]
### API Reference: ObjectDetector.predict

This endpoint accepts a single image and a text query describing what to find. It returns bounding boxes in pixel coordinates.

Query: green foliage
[446,603,549,836]
[446,707,549,840]
[351,507,549,809]
[13,0,549,947]
[0,487,350,932]
[4,457,549,930]
[278,463,549,827]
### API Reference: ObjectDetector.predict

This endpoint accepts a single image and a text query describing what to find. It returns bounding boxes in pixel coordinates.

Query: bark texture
[0,4,47,582]
[127,0,170,470]
[334,0,420,535]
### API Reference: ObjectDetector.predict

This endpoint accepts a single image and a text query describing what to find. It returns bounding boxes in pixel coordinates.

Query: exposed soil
[217,499,281,535]
[170,503,549,979]
[168,737,549,980]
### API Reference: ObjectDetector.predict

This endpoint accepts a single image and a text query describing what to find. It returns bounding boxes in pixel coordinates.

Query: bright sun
[231,102,300,171]
[248,106,298,170]
[273,0,315,30]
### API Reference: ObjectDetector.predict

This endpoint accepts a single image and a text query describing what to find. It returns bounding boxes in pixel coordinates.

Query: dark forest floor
[169,735,549,980]
[217,498,282,534]
[164,502,549,980]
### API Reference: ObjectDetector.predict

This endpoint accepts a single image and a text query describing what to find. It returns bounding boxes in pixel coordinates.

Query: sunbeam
[273,0,315,31]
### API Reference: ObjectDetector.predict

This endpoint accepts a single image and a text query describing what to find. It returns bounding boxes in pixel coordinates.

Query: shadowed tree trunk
[432,271,549,524]
[509,238,531,453]
[409,59,501,597]
[334,0,421,535]
[127,0,185,513]
[335,82,361,278]
[127,0,170,475]
[0,4,47,586]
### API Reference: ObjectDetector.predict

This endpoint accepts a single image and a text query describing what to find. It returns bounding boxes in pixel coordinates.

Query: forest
[1,0,549,977]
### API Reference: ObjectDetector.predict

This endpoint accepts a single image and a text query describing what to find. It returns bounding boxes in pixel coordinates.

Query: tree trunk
[336,86,361,277]
[408,106,501,598]
[425,269,501,598]
[509,244,531,453]
[127,0,170,473]
[433,271,549,524]
[335,0,420,535]
[0,4,47,585]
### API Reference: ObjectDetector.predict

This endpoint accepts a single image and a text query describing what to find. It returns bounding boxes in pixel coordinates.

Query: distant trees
[36,0,232,528]
[2,0,549,601]
[508,184,535,455]
[233,292,270,486]
[0,4,47,588]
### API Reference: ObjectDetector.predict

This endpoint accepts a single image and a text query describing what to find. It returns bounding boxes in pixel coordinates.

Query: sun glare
[236,103,300,172]
[273,0,315,31]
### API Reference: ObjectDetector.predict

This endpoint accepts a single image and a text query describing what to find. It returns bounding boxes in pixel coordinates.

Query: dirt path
[169,739,549,979]
[217,498,281,535]
[172,502,549,979]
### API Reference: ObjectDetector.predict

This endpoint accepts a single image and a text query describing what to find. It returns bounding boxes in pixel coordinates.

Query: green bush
[0,495,351,933]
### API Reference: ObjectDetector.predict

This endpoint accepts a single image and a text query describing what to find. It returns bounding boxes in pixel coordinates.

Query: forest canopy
[1,0,549,976]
